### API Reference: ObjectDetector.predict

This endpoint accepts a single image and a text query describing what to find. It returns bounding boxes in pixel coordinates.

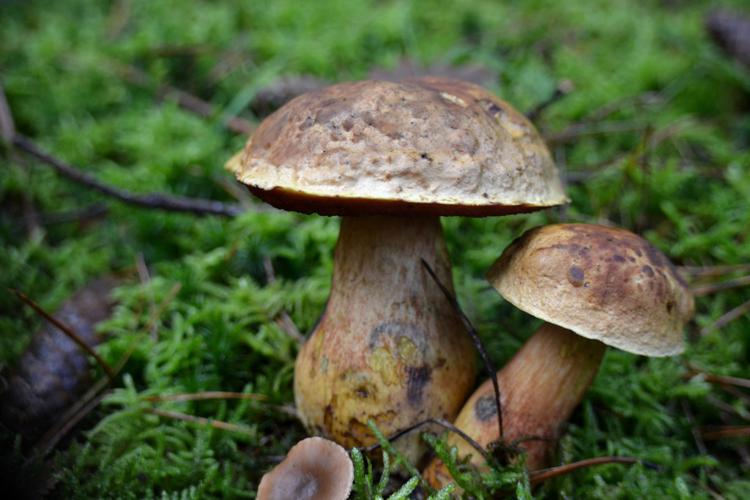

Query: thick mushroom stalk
[423,323,605,487]
[227,78,569,463]
[295,215,475,463]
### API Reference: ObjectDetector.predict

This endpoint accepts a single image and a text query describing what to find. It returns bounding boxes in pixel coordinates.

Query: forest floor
[1,0,750,498]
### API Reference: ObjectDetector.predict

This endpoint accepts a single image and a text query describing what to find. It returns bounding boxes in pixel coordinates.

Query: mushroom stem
[424,323,605,487]
[295,215,476,464]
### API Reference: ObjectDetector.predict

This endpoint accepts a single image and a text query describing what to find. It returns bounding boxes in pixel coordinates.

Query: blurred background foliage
[1,0,749,497]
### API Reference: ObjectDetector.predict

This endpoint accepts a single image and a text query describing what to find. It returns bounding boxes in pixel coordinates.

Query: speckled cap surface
[227,77,567,216]
[487,224,694,356]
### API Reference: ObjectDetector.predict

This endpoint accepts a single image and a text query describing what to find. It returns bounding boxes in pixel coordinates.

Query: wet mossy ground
[1,0,749,497]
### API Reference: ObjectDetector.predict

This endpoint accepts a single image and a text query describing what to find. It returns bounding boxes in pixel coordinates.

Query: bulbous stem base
[424,323,605,487]
[294,215,476,464]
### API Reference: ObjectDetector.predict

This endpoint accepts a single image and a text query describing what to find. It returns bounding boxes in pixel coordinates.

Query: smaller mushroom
[424,223,694,487]
[257,437,354,500]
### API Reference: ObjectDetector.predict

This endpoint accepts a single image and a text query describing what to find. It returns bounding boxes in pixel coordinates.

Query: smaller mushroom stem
[424,323,605,487]
[497,323,605,468]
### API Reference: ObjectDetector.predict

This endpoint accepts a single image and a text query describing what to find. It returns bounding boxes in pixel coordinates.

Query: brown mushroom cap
[486,224,694,356]
[257,437,353,500]
[227,77,567,216]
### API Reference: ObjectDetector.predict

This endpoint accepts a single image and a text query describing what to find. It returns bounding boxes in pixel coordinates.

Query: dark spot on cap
[355,386,369,398]
[644,243,666,268]
[298,116,314,131]
[641,265,654,277]
[568,266,585,287]
[406,365,432,405]
[362,111,375,126]
[666,301,674,313]
[480,99,503,119]
[342,117,354,131]
[474,395,498,421]
[613,254,626,263]
[419,152,431,161]
[324,404,334,429]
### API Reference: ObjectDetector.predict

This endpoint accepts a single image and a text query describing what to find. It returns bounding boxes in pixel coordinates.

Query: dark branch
[691,275,750,297]
[700,425,750,441]
[700,298,750,336]
[0,84,15,143]
[526,79,574,122]
[10,288,115,379]
[12,134,244,217]
[529,456,654,484]
[363,417,492,464]
[111,62,255,135]
[420,258,504,442]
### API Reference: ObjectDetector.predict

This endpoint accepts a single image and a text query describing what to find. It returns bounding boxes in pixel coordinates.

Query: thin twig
[565,120,686,185]
[12,134,243,217]
[545,121,648,145]
[526,80,574,122]
[363,417,492,464]
[705,394,749,421]
[145,407,256,436]
[144,391,267,403]
[214,175,257,210]
[700,426,750,440]
[544,91,662,145]
[679,264,750,279]
[529,456,649,484]
[420,259,503,441]
[41,203,109,225]
[111,62,255,135]
[146,282,182,340]
[33,332,142,458]
[10,288,115,379]
[681,400,708,455]
[105,0,131,39]
[691,275,750,296]
[263,256,306,346]
[38,390,112,456]
[1,84,41,235]
[685,365,750,390]
[0,83,16,143]
[700,298,750,335]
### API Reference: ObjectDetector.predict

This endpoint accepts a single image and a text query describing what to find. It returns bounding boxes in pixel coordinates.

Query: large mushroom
[424,223,694,485]
[227,77,567,462]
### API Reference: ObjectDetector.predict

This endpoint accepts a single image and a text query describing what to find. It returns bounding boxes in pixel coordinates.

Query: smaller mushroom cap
[487,224,694,356]
[257,437,354,500]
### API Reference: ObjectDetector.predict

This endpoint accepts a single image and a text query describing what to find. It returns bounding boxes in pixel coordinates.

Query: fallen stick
[700,298,750,336]
[145,407,256,436]
[691,275,750,297]
[700,426,750,441]
[529,456,649,484]
[11,134,243,217]
[110,62,255,135]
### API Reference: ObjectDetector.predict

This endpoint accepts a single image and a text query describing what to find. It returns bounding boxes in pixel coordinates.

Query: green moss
[2,0,749,497]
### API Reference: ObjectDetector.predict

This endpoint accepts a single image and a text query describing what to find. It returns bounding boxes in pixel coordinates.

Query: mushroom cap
[257,437,353,500]
[486,224,694,356]
[227,77,567,216]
